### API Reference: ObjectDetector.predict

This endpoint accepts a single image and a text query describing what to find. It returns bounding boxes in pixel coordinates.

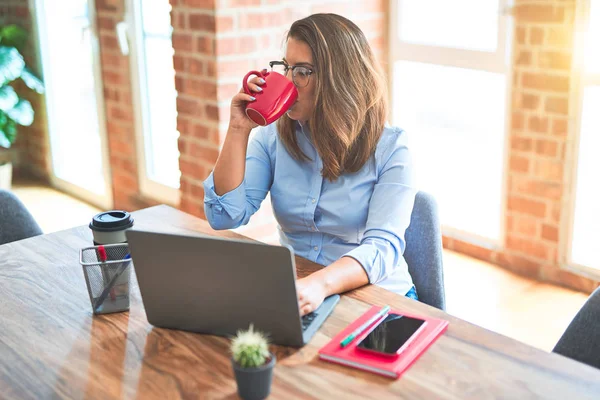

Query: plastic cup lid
[89,210,134,232]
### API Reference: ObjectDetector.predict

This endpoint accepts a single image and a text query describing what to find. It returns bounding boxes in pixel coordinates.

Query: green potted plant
[0,24,44,189]
[230,324,276,400]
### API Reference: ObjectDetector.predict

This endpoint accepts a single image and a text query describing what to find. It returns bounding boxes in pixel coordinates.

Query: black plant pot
[231,353,276,400]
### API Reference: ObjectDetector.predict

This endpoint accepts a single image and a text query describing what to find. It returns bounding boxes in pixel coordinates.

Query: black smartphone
[355,313,427,357]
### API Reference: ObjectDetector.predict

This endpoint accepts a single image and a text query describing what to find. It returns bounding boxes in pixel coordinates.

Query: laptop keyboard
[301,312,318,331]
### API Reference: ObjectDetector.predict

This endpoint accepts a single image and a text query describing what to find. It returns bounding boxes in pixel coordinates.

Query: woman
[203,13,417,316]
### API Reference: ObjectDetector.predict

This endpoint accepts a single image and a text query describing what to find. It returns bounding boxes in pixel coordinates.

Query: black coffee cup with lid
[89,210,134,245]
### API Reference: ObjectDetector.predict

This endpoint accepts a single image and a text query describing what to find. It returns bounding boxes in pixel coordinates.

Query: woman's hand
[296,275,327,316]
[229,70,266,133]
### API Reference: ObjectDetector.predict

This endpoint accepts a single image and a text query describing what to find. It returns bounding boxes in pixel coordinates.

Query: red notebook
[318,305,448,379]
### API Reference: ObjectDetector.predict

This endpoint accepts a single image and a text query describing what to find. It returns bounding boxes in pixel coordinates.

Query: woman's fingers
[233,92,256,103]
[247,82,263,93]
[300,304,313,316]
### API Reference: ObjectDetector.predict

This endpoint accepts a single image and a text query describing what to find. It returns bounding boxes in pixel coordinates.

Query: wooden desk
[1,205,599,399]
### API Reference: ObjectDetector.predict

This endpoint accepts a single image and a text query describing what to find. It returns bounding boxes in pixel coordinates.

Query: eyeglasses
[268,60,314,88]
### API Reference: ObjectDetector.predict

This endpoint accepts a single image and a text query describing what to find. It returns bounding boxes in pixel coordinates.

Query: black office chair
[0,189,43,245]
[553,286,600,369]
[404,191,446,311]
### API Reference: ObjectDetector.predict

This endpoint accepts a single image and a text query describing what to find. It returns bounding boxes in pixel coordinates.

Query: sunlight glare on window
[140,0,180,189]
[398,0,500,52]
[584,0,600,74]
[571,86,600,269]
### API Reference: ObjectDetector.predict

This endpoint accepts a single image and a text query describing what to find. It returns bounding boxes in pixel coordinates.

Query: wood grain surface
[1,205,599,399]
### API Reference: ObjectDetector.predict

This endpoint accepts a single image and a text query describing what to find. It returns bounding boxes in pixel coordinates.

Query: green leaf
[0,25,28,52]
[0,46,25,86]
[0,110,7,127]
[0,85,18,111]
[20,67,44,93]
[0,127,10,148]
[6,99,33,126]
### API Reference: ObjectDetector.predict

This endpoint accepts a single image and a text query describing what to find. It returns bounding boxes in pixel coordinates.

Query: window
[127,0,180,204]
[390,0,512,243]
[569,0,600,270]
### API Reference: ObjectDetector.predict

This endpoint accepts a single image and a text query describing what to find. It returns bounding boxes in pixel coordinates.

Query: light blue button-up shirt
[203,122,417,296]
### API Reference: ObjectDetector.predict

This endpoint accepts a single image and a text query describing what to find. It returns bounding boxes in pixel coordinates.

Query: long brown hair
[276,13,388,181]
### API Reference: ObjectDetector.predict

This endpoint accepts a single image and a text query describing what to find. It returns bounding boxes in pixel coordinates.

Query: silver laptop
[126,229,340,347]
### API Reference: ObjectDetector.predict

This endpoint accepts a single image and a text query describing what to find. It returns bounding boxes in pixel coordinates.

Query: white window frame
[388,0,514,247]
[563,0,600,278]
[124,0,180,206]
[30,0,114,210]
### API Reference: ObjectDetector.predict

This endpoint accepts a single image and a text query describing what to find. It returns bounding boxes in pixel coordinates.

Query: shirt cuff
[343,242,383,284]
[203,172,247,221]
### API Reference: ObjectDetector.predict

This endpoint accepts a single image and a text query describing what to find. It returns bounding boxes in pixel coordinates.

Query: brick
[528,116,549,134]
[513,5,564,23]
[109,105,133,122]
[551,117,568,137]
[506,236,549,259]
[189,59,205,75]
[520,93,539,110]
[496,253,541,278]
[178,137,188,155]
[529,27,544,45]
[508,196,546,218]
[97,0,118,11]
[534,159,563,182]
[229,0,261,6]
[542,224,559,242]
[173,55,186,71]
[516,50,532,66]
[180,78,217,98]
[511,135,533,152]
[512,216,538,236]
[217,15,235,32]
[522,73,570,92]
[190,143,219,164]
[535,139,558,157]
[101,52,122,68]
[516,27,526,45]
[216,37,236,55]
[98,16,115,30]
[197,36,215,55]
[543,268,598,294]
[511,112,524,130]
[179,159,208,181]
[189,13,216,32]
[547,27,574,48]
[100,35,120,51]
[451,239,494,263]
[545,97,569,115]
[177,97,200,116]
[193,123,211,140]
[172,33,194,52]
[103,68,123,85]
[179,195,203,218]
[509,155,530,173]
[538,51,572,71]
[177,117,191,135]
[183,0,215,8]
[205,104,220,120]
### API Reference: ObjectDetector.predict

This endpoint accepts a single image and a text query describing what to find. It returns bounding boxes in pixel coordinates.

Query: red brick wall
[0,0,50,180]
[95,0,157,211]
[443,0,599,293]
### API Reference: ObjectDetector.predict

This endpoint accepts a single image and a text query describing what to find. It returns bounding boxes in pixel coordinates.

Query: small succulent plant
[231,324,270,368]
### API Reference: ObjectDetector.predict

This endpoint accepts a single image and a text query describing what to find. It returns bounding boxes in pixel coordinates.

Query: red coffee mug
[243,70,298,126]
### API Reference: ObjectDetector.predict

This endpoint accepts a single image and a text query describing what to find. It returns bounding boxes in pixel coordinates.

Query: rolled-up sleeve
[203,127,273,230]
[343,132,417,284]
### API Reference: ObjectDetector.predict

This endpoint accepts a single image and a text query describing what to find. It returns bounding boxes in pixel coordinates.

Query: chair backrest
[0,190,43,245]
[404,191,446,310]
[553,286,600,369]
